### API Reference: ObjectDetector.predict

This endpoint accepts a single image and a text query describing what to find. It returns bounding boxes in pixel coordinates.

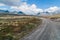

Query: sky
[16,0,60,9]
[27,0,60,9]
[0,0,60,15]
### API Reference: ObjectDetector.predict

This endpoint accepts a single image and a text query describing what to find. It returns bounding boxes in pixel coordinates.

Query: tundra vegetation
[0,16,42,40]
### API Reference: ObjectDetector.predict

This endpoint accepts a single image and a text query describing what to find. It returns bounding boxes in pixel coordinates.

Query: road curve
[21,18,60,40]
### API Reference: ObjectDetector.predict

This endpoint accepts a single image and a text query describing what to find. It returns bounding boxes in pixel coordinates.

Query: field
[0,16,42,40]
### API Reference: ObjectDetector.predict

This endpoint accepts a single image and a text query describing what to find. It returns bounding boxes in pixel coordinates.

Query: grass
[49,14,60,19]
[0,16,42,40]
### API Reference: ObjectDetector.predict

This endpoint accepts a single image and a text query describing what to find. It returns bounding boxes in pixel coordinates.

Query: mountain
[18,11,25,15]
[0,10,9,13]
[0,9,26,16]
[37,12,40,15]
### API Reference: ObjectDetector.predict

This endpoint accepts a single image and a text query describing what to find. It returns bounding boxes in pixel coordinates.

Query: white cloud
[10,3,60,15]
[10,2,43,15]
[0,3,8,10]
[45,6,60,12]
[0,8,7,10]
[43,6,60,15]
[0,3,6,6]
[0,0,60,15]
[0,0,22,6]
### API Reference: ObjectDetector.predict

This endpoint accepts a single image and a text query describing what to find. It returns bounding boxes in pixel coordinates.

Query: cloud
[0,3,8,10]
[10,2,43,15]
[44,6,60,15]
[45,6,60,12]
[0,0,59,15]
[10,3,60,15]
[0,0,22,6]
[0,3,6,6]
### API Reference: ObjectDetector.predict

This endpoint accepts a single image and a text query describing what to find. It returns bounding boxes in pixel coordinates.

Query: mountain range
[0,9,26,16]
[0,9,60,16]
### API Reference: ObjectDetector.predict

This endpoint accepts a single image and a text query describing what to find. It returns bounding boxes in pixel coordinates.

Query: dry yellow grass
[0,16,42,40]
[48,14,60,19]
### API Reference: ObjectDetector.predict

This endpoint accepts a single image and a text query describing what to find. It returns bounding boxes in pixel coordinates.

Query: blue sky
[0,0,60,9]
[26,0,60,9]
